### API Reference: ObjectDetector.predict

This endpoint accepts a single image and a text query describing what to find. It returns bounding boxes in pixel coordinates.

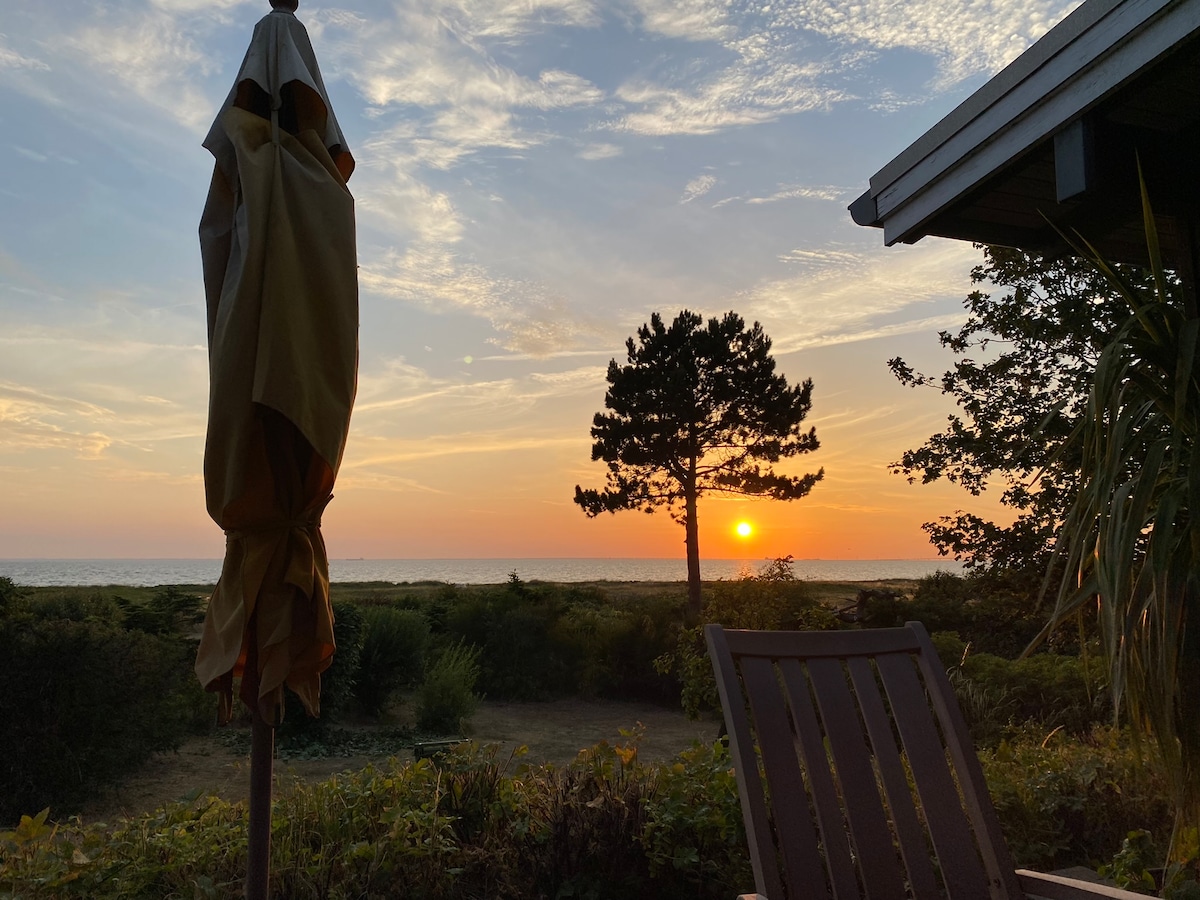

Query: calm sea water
[0,557,963,588]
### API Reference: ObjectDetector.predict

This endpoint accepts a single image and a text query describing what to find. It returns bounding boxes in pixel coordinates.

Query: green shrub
[961,650,1107,738]
[0,613,206,822]
[22,590,124,625]
[642,739,751,896]
[1,730,1181,899]
[279,600,365,739]
[398,582,682,703]
[441,587,579,701]
[518,736,659,899]
[656,559,841,718]
[355,607,430,716]
[981,727,1174,869]
[115,586,206,636]
[417,642,481,734]
[0,576,26,611]
[858,571,1049,657]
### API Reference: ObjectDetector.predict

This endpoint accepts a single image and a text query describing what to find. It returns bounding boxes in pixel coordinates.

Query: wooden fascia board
[868,0,1121,193]
[872,0,1194,246]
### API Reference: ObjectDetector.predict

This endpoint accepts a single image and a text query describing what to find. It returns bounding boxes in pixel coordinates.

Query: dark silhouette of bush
[0,601,205,821]
[279,600,365,738]
[857,570,1050,657]
[355,607,430,716]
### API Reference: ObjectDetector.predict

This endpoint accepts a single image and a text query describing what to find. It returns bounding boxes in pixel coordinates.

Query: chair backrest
[706,622,1026,900]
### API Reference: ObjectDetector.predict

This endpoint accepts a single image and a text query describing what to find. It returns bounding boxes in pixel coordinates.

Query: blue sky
[0,0,1079,561]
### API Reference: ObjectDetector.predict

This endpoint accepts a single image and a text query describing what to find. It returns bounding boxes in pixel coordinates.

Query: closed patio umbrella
[194,1,357,895]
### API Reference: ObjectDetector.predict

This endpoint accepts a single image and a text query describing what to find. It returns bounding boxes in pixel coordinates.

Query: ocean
[0,557,964,588]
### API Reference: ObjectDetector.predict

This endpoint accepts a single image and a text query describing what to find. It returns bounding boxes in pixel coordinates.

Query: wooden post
[246,709,274,900]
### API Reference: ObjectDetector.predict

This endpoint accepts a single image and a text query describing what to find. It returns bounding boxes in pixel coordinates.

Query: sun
[735,521,753,539]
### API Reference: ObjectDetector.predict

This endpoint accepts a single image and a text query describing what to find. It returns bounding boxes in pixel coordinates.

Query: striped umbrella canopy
[194,1,357,894]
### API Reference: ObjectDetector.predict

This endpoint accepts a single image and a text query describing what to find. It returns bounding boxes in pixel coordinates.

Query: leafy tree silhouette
[575,310,822,622]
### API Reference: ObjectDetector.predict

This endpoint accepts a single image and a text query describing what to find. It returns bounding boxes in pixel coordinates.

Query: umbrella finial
[270,0,298,11]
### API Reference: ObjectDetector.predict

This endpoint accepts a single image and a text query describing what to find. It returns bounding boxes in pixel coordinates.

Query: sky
[0,0,1080,563]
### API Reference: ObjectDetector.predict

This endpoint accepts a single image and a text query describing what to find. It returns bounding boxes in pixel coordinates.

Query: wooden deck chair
[705,622,1148,900]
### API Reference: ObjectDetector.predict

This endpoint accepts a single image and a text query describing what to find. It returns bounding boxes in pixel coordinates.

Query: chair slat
[776,658,860,900]
[806,656,908,900]
[846,656,942,900]
[706,625,786,900]
[709,624,1111,900]
[723,627,921,660]
[875,653,993,900]
[741,656,832,900]
[908,622,1024,900]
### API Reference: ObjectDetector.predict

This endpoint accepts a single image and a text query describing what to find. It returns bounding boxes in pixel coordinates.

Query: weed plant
[0,738,749,899]
[417,642,481,733]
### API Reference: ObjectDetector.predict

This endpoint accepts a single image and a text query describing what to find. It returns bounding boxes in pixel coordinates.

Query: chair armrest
[1017,870,1153,900]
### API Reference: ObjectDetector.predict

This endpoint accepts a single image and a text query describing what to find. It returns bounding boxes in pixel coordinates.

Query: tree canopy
[574,310,822,620]
[887,245,1169,586]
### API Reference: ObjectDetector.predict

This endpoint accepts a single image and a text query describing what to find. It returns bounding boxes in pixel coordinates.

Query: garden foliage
[0,581,209,823]
[354,606,430,716]
[0,737,751,900]
[3,730,1189,899]
[4,570,1195,893]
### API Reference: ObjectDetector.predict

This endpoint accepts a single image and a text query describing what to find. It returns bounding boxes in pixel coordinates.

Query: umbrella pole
[247,708,274,900]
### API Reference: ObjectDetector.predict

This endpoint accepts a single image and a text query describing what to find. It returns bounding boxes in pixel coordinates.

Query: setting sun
[735,521,753,538]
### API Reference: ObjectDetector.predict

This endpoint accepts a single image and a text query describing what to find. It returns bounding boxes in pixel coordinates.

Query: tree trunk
[684,483,701,625]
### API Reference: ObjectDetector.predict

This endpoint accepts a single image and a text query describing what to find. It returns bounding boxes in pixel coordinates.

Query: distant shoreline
[1,557,961,589]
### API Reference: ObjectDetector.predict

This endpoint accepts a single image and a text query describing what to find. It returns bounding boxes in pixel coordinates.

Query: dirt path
[80,699,721,825]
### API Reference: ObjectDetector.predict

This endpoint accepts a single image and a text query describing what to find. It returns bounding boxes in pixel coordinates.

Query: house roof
[850,0,1200,267]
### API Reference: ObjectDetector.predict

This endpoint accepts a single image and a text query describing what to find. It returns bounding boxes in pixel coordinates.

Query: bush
[981,727,1175,870]
[417,642,481,734]
[656,558,841,718]
[279,600,365,739]
[440,582,576,701]
[355,607,430,716]
[0,576,25,611]
[642,739,751,896]
[858,571,1049,657]
[2,730,1181,899]
[0,612,206,822]
[517,736,659,899]
[115,586,206,636]
[2,740,738,899]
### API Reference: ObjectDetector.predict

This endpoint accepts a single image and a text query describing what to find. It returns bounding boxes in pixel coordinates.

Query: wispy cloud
[612,52,838,136]
[434,0,601,39]
[577,142,622,160]
[64,14,220,131]
[0,35,49,71]
[774,0,1080,88]
[747,184,847,204]
[626,0,735,42]
[739,240,980,352]
[777,247,864,269]
[360,243,591,357]
[680,174,716,204]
